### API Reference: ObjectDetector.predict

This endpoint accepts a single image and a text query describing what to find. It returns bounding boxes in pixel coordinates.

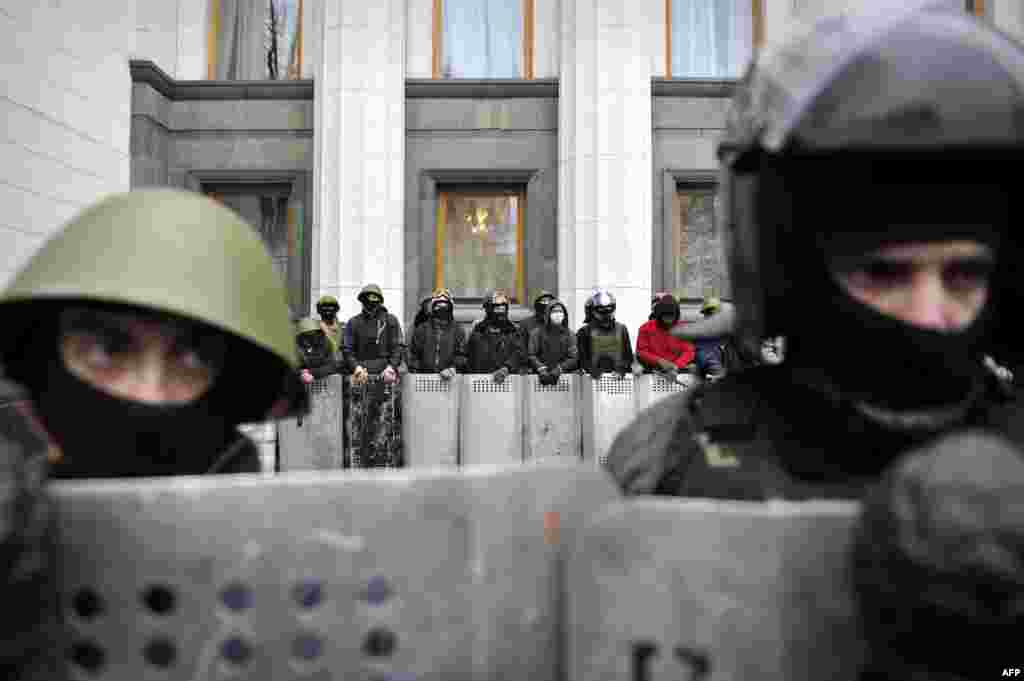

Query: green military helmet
[358,283,384,304]
[0,189,302,420]
[295,317,322,335]
[701,296,722,315]
[532,289,555,306]
[317,295,339,307]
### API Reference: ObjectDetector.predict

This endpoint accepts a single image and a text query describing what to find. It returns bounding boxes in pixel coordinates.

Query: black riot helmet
[532,290,555,319]
[483,290,512,324]
[719,1,1024,407]
[589,289,617,330]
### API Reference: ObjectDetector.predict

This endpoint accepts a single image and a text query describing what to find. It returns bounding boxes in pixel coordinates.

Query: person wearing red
[637,294,697,386]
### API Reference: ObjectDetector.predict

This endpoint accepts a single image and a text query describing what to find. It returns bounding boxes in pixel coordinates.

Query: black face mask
[297,332,331,368]
[36,361,234,479]
[535,299,552,319]
[491,305,509,323]
[362,300,381,316]
[594,310,615,330]
[432,303,453,323]
[319,308,338,323]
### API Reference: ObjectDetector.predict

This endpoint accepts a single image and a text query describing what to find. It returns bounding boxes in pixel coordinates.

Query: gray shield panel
[579,375,636,467]
[524,374,581,462]
[401,374,459,467]
[634,374,689,412]
[277,375,345,471]
[52,462,620,681]
[567,499,864,681]
[460,374,523,465]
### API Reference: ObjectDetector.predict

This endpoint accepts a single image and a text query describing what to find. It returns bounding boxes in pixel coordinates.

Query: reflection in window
[440,0,523,78]
[206,187,305,318]
[210,0,303,81]
[669,0,752,78]
[672,188,729,299]
[437,192,524,303]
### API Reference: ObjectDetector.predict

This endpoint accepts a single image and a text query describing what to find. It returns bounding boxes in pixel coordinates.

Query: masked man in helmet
[0,189,306,677]
[315,295,342,355]
[636,294,698,387]
[527,299,578,386]
[518,290,556,374]
[577,289,640,380]
[295,317,345,385]
[343,284,405,468]
[605,2,1024,500]
[408,289,466,380]
[467,290,521,383]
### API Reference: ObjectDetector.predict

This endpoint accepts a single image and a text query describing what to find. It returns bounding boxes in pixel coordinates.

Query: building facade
[3,0,1020,339]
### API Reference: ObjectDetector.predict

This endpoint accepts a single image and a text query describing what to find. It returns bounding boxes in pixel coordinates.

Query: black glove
[493,366,510,384]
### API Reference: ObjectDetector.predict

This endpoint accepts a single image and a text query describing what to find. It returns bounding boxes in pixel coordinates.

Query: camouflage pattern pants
[346,377,403,468]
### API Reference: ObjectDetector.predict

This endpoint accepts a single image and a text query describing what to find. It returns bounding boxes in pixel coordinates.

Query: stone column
[558,0,656,337]
[312,1,406,323]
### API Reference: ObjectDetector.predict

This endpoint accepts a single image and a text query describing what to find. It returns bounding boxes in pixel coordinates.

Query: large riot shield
[567,499,864,681]
[524,374,580,462]
[634,373,690,413]
[277,374,345,471]
[238,421,279,472]
[460,374,523,465]
[348,375,403,468]
[402,374,460,467]
[579,375,636,467]
[51,462,620,680]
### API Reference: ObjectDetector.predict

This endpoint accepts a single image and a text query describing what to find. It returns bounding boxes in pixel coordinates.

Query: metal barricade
[460,374,523,465]
[567,499,864,681]
[402,373,460,467]
[579,375,636,467]
[277,374,345,471]
[634,373,690,413]
[524,374,581,462]
[51,462,620,680]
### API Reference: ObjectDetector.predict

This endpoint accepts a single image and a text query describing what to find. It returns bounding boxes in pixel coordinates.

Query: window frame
[432,0,535,80]
[660,170,725,301]
[207,0,305,81]
[966,0,986,17]
[435,188,527,306]
[664,0,764,79]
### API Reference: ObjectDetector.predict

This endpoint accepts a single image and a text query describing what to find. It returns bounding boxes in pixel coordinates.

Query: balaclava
[652,294,679,330]
[297,330,332,369]
[547,302,567,328]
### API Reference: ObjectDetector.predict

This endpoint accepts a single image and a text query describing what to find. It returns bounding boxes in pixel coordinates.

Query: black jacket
[577,322,634,374]
[409,320,467,373]
[466,319,521,373]
[343,307,405,374]
[528,324,579,373]
[604,364,1024,501]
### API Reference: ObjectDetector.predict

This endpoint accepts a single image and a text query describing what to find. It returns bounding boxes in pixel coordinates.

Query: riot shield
[460,374,523,465]
[348,375,403,468]
[634,373,689,412]
[524,374,581,462]
[51,462,620,680]
[277,374,345,471]
[567,499,864,681]
[579,375,636,467]
[402,374,460,467]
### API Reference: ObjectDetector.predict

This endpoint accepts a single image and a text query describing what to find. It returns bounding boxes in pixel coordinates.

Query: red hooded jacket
[637,319,696,369]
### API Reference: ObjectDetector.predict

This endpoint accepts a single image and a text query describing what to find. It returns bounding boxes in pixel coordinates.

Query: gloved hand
[657,358,677,372]
[382,366,398,384]
[675,372,696,388]
[353,365,369,386]
[301,369,314,385]
[662,368,679,383]
[439,367,456,381]
[551,365,562,378]
[493,366,510,384]
[590,368,604,381]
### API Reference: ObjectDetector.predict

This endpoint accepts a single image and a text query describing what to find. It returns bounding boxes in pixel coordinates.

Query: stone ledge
[651,78,737,98]
[130,60,315,101]
[406,79,559,99]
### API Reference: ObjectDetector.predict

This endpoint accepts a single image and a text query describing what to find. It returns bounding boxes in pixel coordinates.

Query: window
[433,0,534,79]
[965,0,985,16]
[436,191,526,304]
[666,0,760,79]
[671,187,729,300]
[208,0,304,81]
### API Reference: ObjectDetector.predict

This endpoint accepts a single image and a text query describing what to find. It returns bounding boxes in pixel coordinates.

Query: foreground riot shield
[238,421,279,472]
[567,499,864,681]
[579,375,636,467]
[402,374,460,467]
[634,373,689,412]
[524,374,581,462]
[460,374,523,465]
[52,462,619,680]
[277,375,345,471]
[348,375,403,468]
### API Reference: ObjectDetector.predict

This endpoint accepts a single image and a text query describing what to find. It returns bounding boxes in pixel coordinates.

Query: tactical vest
[589,324,626,372]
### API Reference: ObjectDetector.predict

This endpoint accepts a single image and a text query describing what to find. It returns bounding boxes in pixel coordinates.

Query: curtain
[217,0,301,80]
[443,0,521,78]
[671,0,752,78]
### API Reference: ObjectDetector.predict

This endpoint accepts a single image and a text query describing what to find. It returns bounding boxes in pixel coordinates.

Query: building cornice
[651,78,737,98]
[405,79,558,99]
[130,60,314,101]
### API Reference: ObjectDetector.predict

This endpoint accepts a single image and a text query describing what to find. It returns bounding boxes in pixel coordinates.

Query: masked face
[535,296,554,319]
[432,301,452,321]
[550,310,565,326]
[297,331,329,365]
[362,294,382,314]
[659,314,676,329]
[594,306,614,329]
[491,303,509,322]
[318,305,338,323]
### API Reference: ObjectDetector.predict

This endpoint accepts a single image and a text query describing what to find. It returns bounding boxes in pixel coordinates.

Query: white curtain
[672,0,752,78]
[443,0,522,78]
[217,0,301,80]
